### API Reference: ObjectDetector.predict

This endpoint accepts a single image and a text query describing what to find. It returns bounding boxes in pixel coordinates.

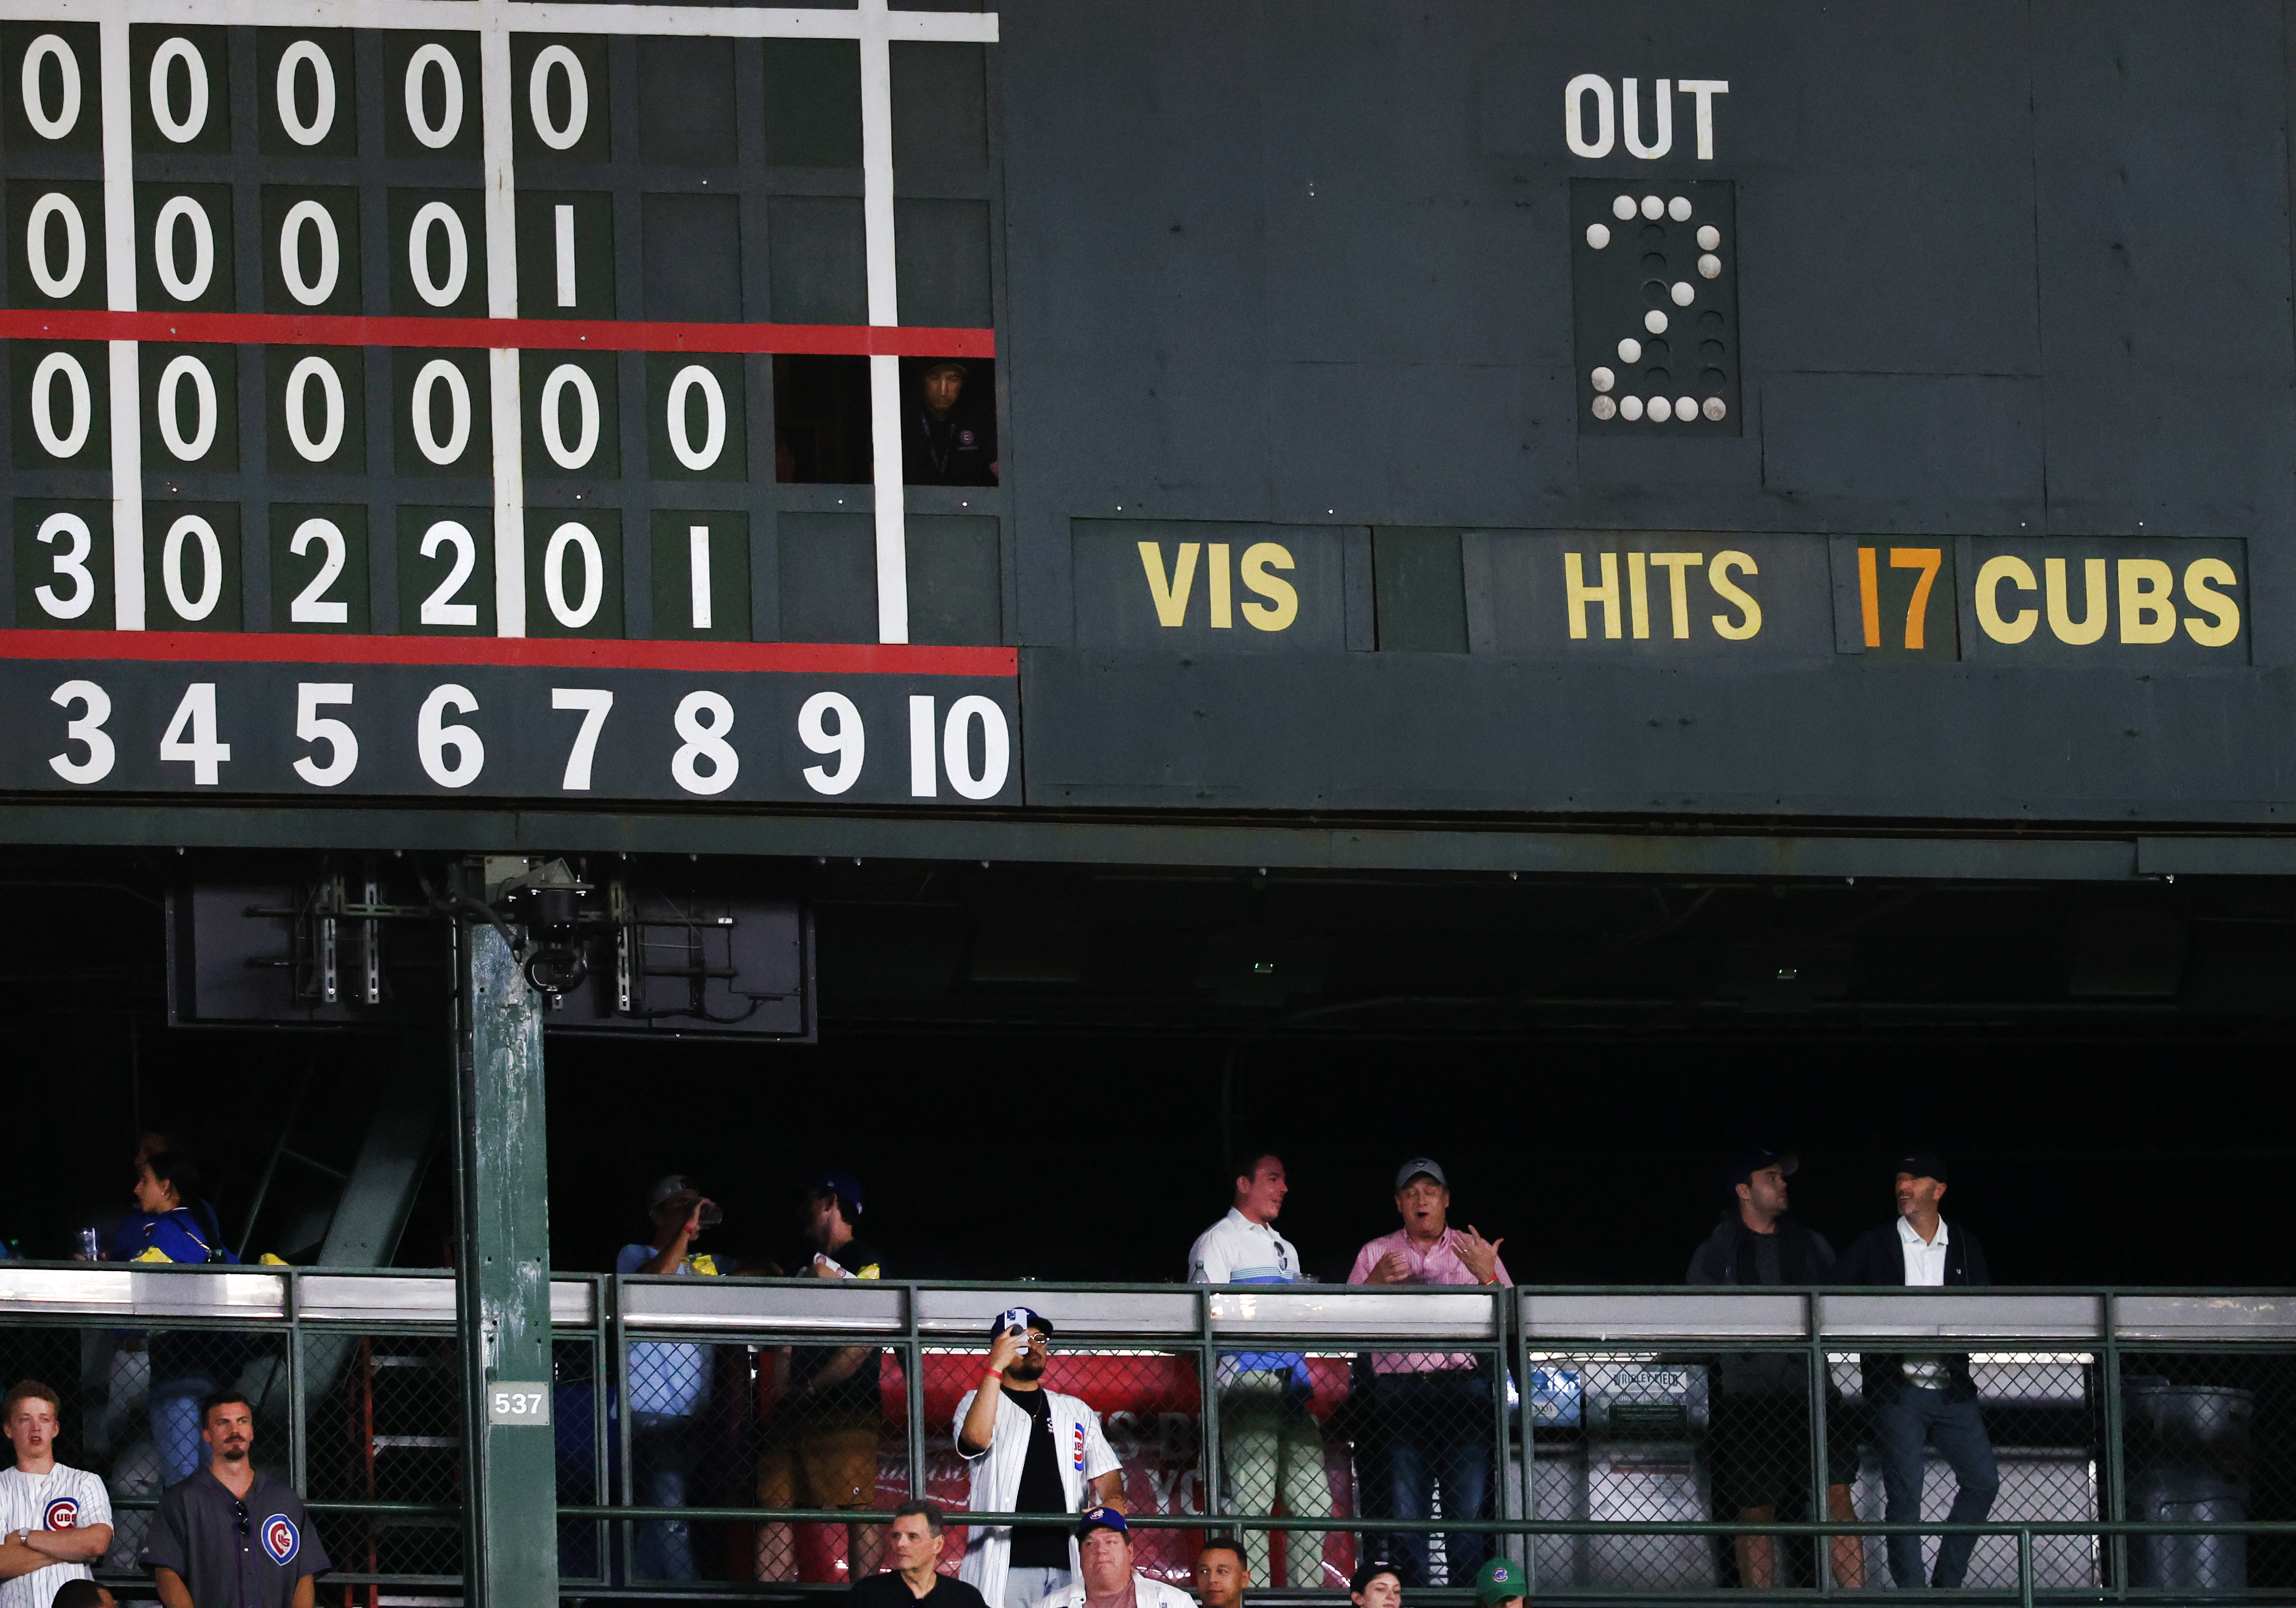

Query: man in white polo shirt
[1837,1152,1999,1591]
[1188,1152,1331,1588]
[0,1381,114,1608]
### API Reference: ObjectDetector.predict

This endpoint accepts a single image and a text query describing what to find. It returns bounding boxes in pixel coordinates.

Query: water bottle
[77,1226,100,1260]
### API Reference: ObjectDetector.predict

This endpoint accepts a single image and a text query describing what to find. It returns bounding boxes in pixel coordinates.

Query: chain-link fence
[304,1331,465,1585]
[8,1275,2296,1604]
[2118,1349,2296,1593]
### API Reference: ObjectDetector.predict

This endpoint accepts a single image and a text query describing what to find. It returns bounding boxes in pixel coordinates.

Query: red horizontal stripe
[0,629,1017,677]
[0,309,995,358]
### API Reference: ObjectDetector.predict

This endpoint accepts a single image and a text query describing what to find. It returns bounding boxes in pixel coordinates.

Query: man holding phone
[953,1310,1125,1608]
[616,1175,728,1581]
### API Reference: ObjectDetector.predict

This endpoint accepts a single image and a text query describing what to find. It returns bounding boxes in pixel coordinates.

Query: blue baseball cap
[988,1306,1053,1341]
[797,1168,865,1214]
[1076,1507,1127,1538]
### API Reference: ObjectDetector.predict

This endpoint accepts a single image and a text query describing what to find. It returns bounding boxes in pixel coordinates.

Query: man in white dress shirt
[954,1310,1125,1608]
[1187,1153,1331,1588]
[1837,1153,1998,1591]
[0,1382,115,1608]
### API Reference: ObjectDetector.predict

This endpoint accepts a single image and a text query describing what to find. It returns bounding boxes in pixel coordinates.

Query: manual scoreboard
[0,1,1018,804]
[4,4,2289,831]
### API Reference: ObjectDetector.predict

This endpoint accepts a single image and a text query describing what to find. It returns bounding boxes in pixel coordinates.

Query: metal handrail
[10,1268,2289,1601]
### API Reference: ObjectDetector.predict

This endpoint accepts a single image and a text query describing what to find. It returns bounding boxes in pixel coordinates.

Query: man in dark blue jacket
[1834,1154,1998,1591]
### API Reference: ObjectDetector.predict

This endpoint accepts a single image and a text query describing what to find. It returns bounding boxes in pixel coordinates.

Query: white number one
[554,203,575,307]
[909,695,936,797]
[688,526,711,630]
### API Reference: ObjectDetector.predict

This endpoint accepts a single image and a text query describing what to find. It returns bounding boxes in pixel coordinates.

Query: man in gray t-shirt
[1685,1149,1860,1590]
[140,1393,329,1608]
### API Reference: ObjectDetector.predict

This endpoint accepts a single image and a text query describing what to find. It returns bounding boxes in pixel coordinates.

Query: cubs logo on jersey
[41,1497,77,1530]
[1071,1423,1085,1472]
[262,1515,300,1565]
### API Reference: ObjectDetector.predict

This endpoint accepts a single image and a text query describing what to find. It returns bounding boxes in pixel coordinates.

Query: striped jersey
[1187,1207,1308,1384]
[0,1463,111,1608]
[953,1386,1120,1608]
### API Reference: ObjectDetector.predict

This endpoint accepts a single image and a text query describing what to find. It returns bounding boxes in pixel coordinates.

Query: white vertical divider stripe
[858,0,908,644]
[100,15,144,630]
[480,0,526,636]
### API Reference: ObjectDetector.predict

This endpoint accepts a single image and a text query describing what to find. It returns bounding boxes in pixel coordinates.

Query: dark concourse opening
[773,355,873,485]
[5,848,2296,1599]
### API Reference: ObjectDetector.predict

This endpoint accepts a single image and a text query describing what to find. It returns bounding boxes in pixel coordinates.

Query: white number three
[48,679,114,784]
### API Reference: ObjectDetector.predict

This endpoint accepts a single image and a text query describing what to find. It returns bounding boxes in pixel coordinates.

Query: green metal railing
[2,1267,2289,1602]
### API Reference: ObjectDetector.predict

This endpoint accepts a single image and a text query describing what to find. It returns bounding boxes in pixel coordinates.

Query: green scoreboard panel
[0,1,1017,805]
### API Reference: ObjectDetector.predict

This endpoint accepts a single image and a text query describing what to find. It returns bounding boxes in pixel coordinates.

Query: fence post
[450,899,556,1608]
[1809,1294,1832,1596]
[1198,1286,1222,1548]
[906,1282,927,1500]
[1513,1287,1535,1597]
[2100,1297,2128,1600]
[2017,1526,2034,1608]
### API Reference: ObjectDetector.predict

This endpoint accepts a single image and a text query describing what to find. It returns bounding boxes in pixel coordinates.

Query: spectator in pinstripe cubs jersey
[954,1310,1125,1608]
[1186,1154,1332,1589]
[0,1381,114,1608]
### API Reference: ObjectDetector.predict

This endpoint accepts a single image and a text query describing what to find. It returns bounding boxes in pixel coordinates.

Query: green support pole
[453,890,556,1608]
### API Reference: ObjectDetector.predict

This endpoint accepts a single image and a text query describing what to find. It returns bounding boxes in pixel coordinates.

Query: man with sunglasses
[141,1392,328,1608]
[954,1310,1125,1608]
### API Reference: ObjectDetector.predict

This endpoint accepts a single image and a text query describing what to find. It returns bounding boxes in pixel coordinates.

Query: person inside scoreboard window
[139,1392,329,1608]
[904,361,999,487]
[0,1380,115,1608]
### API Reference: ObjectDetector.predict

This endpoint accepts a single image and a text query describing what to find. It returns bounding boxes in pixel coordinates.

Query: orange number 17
[1858,546,1943,651]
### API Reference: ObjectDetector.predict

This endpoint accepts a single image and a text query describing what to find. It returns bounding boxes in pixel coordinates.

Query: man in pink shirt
[1345,1159,1509,1586]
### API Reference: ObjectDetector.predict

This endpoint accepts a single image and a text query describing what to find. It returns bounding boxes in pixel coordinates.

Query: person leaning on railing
[1833,1152,1999,1593]
[759,1169,887,1583]
[1346,1158,1509,1586]
[616,1174,727,1583]
[953,1310,1125,1608]
[116,1152,242,1490]
[1685,1147,1864,1591]
[1186,1151,1331,1589]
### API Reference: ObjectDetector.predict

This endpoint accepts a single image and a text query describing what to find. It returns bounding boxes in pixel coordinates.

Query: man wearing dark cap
[1036,1509,1195,1608]
[759,1169,886,1581]
[1835,1154,1998,1591]
[954,1310,1125,1608]
[1346,1159,1508,1584]
[1686,1148,1863,1590]
[903,361,998,486]
[617,1174,727,1581]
